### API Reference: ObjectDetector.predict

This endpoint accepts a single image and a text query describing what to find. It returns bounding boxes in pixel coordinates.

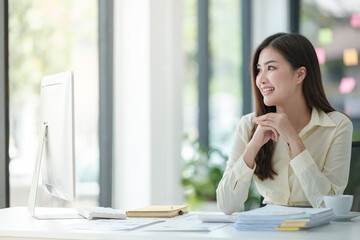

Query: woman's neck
[276,102,311,134]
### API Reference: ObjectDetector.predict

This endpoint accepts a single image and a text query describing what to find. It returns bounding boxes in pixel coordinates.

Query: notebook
[126,205,189,218]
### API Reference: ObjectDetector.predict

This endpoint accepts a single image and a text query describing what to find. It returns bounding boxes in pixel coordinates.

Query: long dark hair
[250,33,335,181]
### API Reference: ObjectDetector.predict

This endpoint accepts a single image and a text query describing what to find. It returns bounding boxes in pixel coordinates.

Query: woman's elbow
[216,187,238,214]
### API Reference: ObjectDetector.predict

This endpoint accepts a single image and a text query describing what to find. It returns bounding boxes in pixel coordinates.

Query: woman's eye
[268,66,275,71]
[257,68,262,74]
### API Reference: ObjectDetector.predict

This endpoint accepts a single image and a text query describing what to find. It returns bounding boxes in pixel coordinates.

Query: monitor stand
[27,123,81,220]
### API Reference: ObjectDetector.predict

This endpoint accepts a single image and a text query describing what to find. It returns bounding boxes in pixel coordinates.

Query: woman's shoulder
[236,112,255,131]
[234,112,255,141]
[326,110,353,129]
[239,112,255,123]
[327,111,351,123]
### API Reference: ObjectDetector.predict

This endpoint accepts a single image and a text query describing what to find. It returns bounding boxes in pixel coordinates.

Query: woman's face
[256,47,302,107]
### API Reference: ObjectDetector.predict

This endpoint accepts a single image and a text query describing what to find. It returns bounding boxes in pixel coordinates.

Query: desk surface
[0,207,360,240]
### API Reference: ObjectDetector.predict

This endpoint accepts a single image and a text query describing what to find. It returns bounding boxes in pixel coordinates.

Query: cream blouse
[216,108,353,214]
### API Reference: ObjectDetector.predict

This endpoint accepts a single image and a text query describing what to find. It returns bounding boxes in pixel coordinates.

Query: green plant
[181,138,260,211]
[353,130,360,141]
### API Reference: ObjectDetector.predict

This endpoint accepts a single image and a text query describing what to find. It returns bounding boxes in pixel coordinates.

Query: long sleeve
[290,112,353,208]
[216,114,255,214]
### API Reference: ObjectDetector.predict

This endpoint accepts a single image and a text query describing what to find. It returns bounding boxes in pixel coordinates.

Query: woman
[216,33,353,214]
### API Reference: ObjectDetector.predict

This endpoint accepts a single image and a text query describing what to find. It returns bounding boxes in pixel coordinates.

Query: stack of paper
[233,205,335,231]
[198,212,239,223]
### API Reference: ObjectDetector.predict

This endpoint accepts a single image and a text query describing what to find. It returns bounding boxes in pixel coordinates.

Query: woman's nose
[257,72,267,84]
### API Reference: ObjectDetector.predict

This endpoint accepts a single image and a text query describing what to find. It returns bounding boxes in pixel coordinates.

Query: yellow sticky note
[318,28,333,45]
[343,48,358,66]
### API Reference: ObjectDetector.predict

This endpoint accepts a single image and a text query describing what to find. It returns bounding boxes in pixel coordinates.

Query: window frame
[0,0,10,209]
[98,0,114,207]
[197,0,210,148]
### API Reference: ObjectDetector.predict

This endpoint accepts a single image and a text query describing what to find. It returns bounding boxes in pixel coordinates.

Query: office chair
[344,141,360,211]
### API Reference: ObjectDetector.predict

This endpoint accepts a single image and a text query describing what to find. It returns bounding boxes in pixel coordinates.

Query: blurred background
[3,0,360,211]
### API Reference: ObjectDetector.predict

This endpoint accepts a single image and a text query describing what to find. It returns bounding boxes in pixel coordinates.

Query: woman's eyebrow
[256,60,277,67]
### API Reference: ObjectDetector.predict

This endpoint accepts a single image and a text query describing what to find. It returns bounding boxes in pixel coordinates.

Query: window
[209,0,241,152]
[182,0,244,210]
[8,0,99,206]
[300,0,360,141]
[183,0,198,142]
[183,0,242,153]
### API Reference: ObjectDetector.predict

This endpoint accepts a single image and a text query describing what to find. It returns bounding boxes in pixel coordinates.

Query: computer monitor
[28,71,78,219]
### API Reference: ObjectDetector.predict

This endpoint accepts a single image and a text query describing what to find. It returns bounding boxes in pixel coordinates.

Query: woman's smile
[262,87,275,95]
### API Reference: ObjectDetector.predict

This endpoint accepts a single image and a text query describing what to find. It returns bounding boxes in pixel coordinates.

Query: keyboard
[76,206,127,220]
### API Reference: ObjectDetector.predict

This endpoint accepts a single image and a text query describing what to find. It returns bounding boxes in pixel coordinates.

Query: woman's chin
[263,99,275,107]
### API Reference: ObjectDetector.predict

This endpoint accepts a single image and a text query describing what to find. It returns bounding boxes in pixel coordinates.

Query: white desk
[0,207,360,240]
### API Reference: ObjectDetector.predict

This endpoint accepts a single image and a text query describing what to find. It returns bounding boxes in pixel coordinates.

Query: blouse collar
[298,108,336,138]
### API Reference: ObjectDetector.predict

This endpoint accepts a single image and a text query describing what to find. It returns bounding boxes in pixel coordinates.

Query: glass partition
[300,0,360,141]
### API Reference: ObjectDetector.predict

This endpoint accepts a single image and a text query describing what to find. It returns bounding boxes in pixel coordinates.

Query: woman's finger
[254,113,275,121]
[260,125,279,141]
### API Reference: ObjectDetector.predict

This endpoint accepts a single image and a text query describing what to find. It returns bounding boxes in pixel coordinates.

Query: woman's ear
[296,66,307,84]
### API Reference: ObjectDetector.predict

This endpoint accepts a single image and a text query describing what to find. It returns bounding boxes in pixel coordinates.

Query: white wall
[112,0,184,210]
